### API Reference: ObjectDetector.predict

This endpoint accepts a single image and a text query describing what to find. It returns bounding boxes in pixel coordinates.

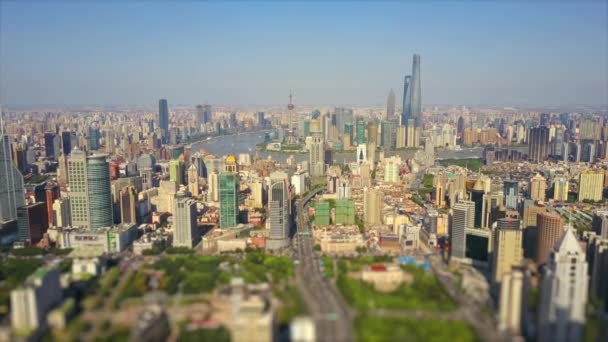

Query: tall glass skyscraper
[0,135,25,227]
[401,75,411,126]
[269,178,289,241]
[503,180,519,210]
[88,127,100,151]
[68,150,113,229]
[401,54,422,127]
[219,172,238,228]
[158,99,169,133]
[386,89,396,118]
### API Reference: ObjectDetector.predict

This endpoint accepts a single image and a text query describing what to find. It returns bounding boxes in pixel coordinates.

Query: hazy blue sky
[1,1,607,107]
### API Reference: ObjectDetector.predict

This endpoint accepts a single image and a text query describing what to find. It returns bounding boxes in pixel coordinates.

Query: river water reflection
[191,131,512,163]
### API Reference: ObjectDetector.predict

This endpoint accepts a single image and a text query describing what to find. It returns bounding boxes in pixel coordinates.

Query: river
[192,131,509,163]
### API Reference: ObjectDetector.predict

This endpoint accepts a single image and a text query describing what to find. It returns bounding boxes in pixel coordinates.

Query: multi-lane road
[293,189,353,342]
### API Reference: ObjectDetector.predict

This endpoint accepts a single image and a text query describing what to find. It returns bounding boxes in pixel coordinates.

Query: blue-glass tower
[158,99,169,132]
[401,54,421,127]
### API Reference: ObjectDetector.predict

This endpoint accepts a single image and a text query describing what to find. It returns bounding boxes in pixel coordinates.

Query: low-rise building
[57,223,138,255]
[360,264,413,292]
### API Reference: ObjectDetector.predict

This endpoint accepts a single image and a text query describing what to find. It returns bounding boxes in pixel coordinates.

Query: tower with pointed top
[286,92,298,144]
[538,228,588,342]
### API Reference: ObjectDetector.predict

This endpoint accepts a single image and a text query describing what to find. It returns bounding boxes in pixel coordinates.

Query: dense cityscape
[1,2,607,342]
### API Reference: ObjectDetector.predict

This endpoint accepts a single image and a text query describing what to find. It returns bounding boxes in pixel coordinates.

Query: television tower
[286,92,298,144]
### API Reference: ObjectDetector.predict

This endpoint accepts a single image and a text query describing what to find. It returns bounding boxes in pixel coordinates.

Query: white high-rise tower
[538,228,588,342]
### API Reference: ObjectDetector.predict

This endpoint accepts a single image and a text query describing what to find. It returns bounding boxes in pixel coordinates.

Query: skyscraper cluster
[400,54,422,147]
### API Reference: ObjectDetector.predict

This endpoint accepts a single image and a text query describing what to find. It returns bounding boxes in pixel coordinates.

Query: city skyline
[1,2,607,107]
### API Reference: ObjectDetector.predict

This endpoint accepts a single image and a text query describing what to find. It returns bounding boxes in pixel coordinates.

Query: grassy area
[238,251,294,284]
[178,326,231,342]
[45,318,92,342]
[114,252,294,306]
[438,158,483,172]
[410,194,425,207]
[336,259,456,312]
[275,285,307,324]
[355,315,478,342]
[321,256,334,278]
[0,258,43,313]
[93,326,130,342]
[422,174,434,188]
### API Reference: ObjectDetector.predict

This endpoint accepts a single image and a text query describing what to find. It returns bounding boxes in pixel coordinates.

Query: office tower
[451,201,475,260]
[380,121,393,148]
[191,152,206,178]
[257,112,266,127]
[44,132,58,159]
[529,174,546,202]
[356,119,365,145]
[405,119,420,147]
[503,180,519,210]
[195,105,205,131]
[268,175,289,245]
[169,159,185,186]
[104,129,115,154]
[579,117,600,140]
[363,187,382,225]
[587,236,608,312]
[425,209,439,235]
[208,171,219,202]
[88,127,100,151]
[578,169,604,202]
[536,212,565,264]
[482,191,503,229]
[337,179,351,199]
[140,168,153,191]
[61,131,76,155]
[17,202,48,245]
[68,151,113,229]
[592,210,608,239]
[249,181,264,208]
[0,135,25,228]
[202,105,212,124]
[538,229,587,342]
[539,113,550,126]
[158,99,169,134]
[309,137,325,177]
[13,145,27,173]
[219,172,239,228]
[552,125,565,157]
[172,195,199,248]
[492,218,523,284]
[401,75,411,126]
[386,89,396,118]
[45,183,60,227]
[52,198,71,227]
[528,126,550,163]
[188,164,200,197]
[366,122,378,149]
[552,177,569,202]
[119,186,137,224]
[582,141,595,162]
[10,267,61,331]
[383,159,400,183]
[409,54,422,127]
[335,107,353,136]
[498,269,524,336]
[469,189,484,228]
[356,144,367,164]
